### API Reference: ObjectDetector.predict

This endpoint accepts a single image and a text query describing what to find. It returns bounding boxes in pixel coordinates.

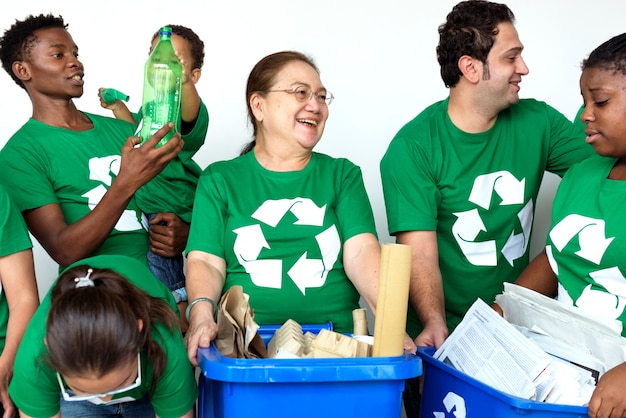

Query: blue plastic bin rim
[417,346,589,413]
[198,324,422,383]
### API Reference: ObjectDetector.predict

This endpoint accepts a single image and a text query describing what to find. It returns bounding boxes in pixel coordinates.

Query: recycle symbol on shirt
[83,156,147,231]
[452,171,533,267]
[232,198,341,295]
[547,214,626,320]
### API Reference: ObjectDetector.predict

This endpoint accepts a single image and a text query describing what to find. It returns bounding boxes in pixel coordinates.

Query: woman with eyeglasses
[184,50,404,365]
[9,255,197,418]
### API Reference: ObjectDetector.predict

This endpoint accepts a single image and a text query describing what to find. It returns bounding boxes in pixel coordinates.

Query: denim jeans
[59,393,155,417]
[147,213,185,292]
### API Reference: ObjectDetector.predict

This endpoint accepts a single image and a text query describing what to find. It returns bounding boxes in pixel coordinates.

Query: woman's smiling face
[256,60,329,151]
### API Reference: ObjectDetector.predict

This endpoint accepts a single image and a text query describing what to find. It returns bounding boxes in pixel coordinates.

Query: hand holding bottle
[117,123,183,193]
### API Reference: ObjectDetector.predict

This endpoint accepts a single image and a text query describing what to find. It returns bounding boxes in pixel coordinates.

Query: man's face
[20,27,84,99]
[479,22,529,112]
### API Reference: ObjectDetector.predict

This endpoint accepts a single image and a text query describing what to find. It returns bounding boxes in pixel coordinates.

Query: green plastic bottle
[139,26,182,147]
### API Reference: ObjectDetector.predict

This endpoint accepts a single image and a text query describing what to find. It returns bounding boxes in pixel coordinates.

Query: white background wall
[1,0,624,298]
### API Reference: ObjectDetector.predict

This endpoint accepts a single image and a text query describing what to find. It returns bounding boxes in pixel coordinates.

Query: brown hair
[240,50,319,155]
[151,24,205,70]
[46,265,179,393]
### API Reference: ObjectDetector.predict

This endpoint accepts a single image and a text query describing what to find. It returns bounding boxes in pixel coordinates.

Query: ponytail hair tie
[74,268,95,288]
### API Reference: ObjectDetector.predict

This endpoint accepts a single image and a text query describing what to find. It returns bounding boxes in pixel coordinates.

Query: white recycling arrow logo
[433,391,466,418]
[468,171,525,209]
[579,268,626,319]
[233,198,340,295]
[548,214,626,320]
[452,171,532,266]
[549,214,613,265]
[82,156,146,231]
[452,208,496,266]
[502,200,533,266]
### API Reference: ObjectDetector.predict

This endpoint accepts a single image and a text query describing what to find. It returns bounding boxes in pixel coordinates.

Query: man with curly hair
[380,1,594,415]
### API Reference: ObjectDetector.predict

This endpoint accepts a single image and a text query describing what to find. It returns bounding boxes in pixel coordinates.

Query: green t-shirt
[9,254,198,418]
[546,155,626,336]
[380,98,594,338]
[134,100,209,222]
[0,113,149,267]
[186,151,377,332]
[0,184,33,353]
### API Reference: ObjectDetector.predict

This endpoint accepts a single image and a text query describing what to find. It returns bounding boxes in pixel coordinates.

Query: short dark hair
[0,13,67,89]
[582,32,626,76]
[437,0,515,88]
[152,24,205,70]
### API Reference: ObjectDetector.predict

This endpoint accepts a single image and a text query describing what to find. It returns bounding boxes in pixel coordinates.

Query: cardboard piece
[373,243,412,357]
[352,308,369,336]
[266,320,373,358]
[214,285,267,359]
[310,329,372,358]
[267,319,306,358]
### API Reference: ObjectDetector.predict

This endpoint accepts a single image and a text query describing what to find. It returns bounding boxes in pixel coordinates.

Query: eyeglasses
[264,86,334,106]
[57,352,142,402]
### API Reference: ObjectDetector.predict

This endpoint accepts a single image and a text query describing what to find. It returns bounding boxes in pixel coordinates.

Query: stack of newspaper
[434,284,626,406]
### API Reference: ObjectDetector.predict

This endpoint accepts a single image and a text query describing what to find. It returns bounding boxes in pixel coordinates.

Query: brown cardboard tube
[352,308,368,336]
[372,243,412,357]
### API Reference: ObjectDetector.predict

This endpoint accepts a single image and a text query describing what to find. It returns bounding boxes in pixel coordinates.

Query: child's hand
[98,87,121,111]
[149,212,189,256]
[98,88,134,123]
